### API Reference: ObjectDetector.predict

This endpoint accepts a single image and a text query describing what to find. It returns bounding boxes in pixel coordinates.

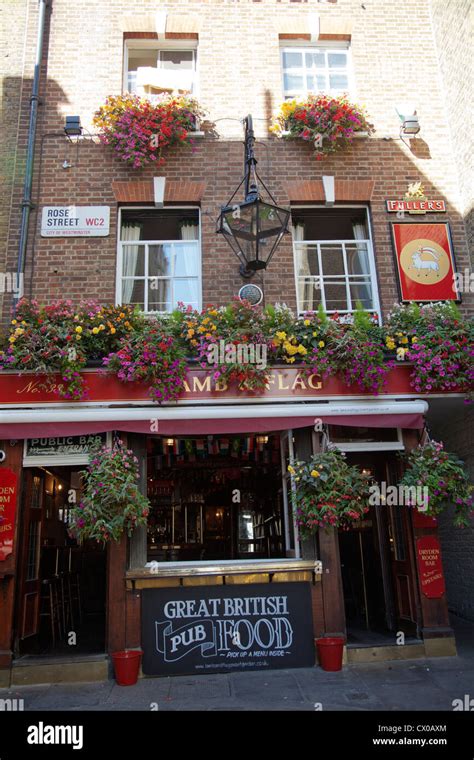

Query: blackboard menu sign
[141,582,314,676]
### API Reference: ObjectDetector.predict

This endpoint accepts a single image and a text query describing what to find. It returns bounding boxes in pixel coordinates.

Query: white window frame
[280,41,354,99]
[326,428,405,452]
[123,38,199,97]
[116,206,202,314]
[291,204,381,320]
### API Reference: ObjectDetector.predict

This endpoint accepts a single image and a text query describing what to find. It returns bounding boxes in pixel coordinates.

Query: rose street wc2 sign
[141,583,315,675]
[41,206,110,237]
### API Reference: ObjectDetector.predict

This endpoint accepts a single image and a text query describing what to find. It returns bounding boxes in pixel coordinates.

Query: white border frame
[116,206,202,314]
[327,427,405,452]
[291,204,381,320]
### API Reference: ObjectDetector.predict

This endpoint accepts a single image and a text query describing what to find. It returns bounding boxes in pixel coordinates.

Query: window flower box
[93,94,206,168]
[270,95,375,159]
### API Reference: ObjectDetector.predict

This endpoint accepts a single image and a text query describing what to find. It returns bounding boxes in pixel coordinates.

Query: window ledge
[278,130,369,139]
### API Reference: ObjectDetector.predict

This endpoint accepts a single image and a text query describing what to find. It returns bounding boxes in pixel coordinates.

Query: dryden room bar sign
[141,583,314,675]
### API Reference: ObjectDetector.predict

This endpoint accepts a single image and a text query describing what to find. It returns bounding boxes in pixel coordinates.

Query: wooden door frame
[14,469,45,646]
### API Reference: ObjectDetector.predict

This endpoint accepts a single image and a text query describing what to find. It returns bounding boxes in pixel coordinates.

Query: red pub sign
[0,468,18,561]
[416,536,445,599]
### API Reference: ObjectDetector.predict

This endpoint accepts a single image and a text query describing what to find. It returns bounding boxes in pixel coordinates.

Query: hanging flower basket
[93,94,206,168]
[289,450,372,535]
[270,94,375,159]
[68,441,150,543]
[399,440,474,528]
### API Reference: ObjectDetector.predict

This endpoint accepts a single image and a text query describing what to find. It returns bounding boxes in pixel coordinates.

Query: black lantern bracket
[216,115,291,278]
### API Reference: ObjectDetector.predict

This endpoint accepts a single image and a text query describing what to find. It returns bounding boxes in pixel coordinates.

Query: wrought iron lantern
[217,115,291,277]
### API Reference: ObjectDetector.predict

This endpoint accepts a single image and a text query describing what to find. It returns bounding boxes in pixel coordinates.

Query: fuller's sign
[416,536,445,599]
[386,200,446,214]
[141,583,315,675]
[41,206,110,237]
[0,468,18,561]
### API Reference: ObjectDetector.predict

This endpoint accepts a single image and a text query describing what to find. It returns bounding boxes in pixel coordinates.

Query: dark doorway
[15,466,106,658]
[339,452,420,645]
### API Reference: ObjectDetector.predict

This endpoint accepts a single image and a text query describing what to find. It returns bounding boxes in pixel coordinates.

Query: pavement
[1,614,473,711]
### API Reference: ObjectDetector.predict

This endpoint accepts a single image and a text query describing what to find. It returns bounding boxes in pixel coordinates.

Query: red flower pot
[112,649,143,686]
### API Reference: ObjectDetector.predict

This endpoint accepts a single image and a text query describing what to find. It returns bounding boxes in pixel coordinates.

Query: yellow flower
[275,331,286,340]
[99,324,105,331]
[286,356,296,363]
[297,345,307,355]
[75,326,83,334]
[401,337,408,344]
[311,470,320,478]
[209,309,218,316]
[287,465,296,475]
[21,321,26,325]
[92,327,99,334]
[187,328,195,338]
[312,331,318,337]
[110,327,116,335]
[76,334,82,341]
[119,312,125,319]
[11,319,17,325]
[304,319,310,326]
[8,336,16,343]
[397,347,407,360]
[411,336,418,344]
[318,341,325,348]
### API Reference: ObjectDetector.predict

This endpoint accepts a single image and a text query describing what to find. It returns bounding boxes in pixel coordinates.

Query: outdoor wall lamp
[396,106,421,139]
[216,115,291,278]
[64,115,82,137]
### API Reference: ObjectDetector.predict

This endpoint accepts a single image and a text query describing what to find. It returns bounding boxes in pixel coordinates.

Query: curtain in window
[294,223,313,310]
[180,221,198,241]
[121,223,142,303]
[351,220,372,309]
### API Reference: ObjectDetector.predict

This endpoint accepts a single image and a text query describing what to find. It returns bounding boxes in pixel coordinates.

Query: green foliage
[400,441,474,528]
[290,450,372,536]
[68,442,150,543]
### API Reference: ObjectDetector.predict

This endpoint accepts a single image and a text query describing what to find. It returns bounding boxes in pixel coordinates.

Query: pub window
[281,46,352,99]
[291,206,380,317]
[124,41,197,97]
[146,435,289,563]
[117,208,201,313]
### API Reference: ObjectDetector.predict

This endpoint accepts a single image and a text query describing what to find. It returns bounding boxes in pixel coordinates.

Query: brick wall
[1,0,472,320]
[430,0,474,255]
[0,0,32,315]
[432,405,474,621]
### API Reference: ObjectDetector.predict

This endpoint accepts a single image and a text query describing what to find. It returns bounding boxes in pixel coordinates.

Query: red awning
[0,412,424,439]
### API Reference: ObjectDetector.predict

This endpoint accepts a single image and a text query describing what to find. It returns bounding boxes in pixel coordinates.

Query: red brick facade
[1,0,472,318]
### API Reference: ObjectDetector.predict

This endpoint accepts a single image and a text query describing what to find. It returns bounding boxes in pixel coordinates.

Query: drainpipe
[15,0,49,304]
